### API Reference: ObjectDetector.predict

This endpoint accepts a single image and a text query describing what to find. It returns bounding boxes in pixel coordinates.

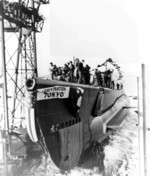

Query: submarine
[25,76,129,170]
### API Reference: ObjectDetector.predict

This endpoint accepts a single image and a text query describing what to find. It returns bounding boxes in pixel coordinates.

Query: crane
[0,0,49,175]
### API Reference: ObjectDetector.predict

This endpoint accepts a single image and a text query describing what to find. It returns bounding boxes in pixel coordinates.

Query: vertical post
[0,0,8,175]
[24,36,27,80]
[142,64,147,176]
[0,0,9,136]
[12,29,22,125]
[137,76,141,176]
[32,1,38,77]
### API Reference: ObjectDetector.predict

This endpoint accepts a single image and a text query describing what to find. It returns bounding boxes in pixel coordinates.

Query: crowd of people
[49,58,123,90]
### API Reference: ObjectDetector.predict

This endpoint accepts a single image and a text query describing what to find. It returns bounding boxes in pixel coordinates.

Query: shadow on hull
[25,78,129,171]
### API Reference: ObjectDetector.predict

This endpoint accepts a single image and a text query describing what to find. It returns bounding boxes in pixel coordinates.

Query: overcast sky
[35,0,150,95]
[37,0,150,71]
[0,0,150,95]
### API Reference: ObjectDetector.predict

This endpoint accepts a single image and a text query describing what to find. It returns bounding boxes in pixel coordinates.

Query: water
[13,109,139,176]
[104,110,139,176]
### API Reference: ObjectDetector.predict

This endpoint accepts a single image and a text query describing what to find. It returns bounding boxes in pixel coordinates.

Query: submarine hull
[26,78,129,170]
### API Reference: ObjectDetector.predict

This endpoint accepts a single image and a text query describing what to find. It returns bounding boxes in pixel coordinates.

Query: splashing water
[104,110,139,176]
[14,110,138,176]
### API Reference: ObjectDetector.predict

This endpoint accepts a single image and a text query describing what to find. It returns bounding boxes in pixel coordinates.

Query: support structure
[0,0,49,130]
[0,0,49,174]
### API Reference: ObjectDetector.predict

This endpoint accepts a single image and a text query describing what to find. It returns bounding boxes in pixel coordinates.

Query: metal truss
[0,0,49,131]
[0,1,49,174]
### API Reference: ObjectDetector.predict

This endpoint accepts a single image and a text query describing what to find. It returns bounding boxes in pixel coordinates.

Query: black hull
[26,78,129,170]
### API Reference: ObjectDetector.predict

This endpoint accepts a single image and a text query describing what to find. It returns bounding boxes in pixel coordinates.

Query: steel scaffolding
[0,0,49,175]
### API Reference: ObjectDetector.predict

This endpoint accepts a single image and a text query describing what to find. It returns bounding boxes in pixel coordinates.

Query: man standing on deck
[49,62,54,79]
[68,61,75,82]
[78,60,84,83]
[84,64,90,84]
